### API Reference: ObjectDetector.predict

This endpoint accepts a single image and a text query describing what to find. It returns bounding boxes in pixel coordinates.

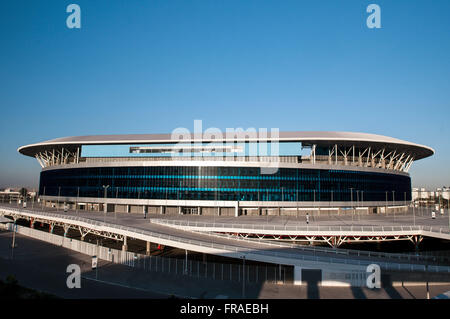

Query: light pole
[313,189,316,219]
[419,188,422,216]
[438,190,442,215]
[356,190,360,221]
[185,249,188,275]
[361,191,364,217]
[102,185,110,222]
[242,255,246,298]
[11,220,16,259]
[349,188,354,227]
[385,191,388,216]
[426,262,430,299]
[96,239,99,280]
[57,186,61,212]
[448,190,450,230]
[41,186,45,211]
[115,187,119,220]
[76,187,80,215]
[392,190,395,222]
[404,191,406,216]
[214,186,217,224]
[331,190,334,217]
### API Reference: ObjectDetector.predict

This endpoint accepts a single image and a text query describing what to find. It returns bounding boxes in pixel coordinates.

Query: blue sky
[0,0,449,189]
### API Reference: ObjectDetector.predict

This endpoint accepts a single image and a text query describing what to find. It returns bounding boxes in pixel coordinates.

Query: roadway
[0,230,167,298]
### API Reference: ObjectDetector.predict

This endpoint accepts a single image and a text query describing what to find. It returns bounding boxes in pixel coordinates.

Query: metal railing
[150,218,450,236]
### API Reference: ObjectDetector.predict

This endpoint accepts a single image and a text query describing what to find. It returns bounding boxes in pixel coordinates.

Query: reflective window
[39,166,411,202]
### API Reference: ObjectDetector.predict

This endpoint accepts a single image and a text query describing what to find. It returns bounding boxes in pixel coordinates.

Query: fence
[3,223,293,284]
[119,252,293,284]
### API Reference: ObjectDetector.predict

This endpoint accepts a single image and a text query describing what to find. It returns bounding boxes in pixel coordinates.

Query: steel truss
[308,144,415,173]
[34,147,80,168]
[32,143,415,173]
[221,232,421,248]
[0,210,124,242]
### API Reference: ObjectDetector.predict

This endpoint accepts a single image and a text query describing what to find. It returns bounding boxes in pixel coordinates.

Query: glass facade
[81,142,302,158]
[39,166,411,202]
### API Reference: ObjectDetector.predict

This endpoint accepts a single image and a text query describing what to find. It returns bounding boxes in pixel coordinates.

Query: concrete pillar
[198,206,201,215]
[294,266,302,285]
[126,205,130,213]
[278,207,281,216]
[178,206,182,215]
[217,206,220,216]
[234,201,239,217]
[146,241,151,255]
[160,205,165,215]
[122,236,128,251]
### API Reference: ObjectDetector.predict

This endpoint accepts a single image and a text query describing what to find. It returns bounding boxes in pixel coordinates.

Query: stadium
[18,131,434,217]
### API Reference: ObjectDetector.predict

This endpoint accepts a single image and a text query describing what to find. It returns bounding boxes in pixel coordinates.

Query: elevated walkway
[150,218,450,247]
[1,205,450,287]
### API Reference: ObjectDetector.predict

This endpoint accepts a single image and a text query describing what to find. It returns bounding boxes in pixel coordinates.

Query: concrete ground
[0,231,165,298]
[1,230,449,299]
[5,202,449,229]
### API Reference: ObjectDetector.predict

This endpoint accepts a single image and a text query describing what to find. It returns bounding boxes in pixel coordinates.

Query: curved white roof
[18,131,434,160]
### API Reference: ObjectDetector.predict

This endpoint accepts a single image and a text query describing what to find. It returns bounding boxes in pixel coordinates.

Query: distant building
[412,187,450,208]
[0,188,21,201]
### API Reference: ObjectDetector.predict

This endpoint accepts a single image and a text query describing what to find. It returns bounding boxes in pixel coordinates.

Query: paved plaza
[1,230,450,299]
